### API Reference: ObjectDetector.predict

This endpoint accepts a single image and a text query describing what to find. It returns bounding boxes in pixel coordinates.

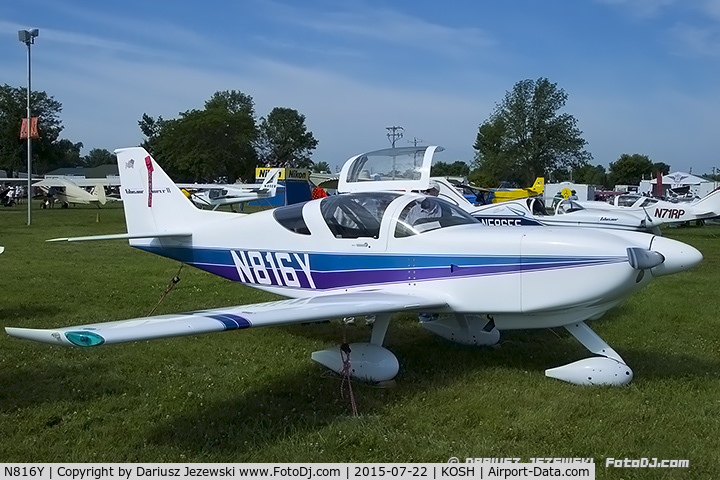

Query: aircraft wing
[5,291,447,347]
[47,231,192,242]
[33,178,119,187]
[310,173,339,189]
[178,183,266,192]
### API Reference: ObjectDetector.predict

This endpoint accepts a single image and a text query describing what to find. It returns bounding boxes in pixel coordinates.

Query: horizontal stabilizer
[48,232,192,242]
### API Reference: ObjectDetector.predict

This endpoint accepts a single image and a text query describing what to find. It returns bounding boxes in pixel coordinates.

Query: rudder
[531,177,545,194]
[114,147,203,235]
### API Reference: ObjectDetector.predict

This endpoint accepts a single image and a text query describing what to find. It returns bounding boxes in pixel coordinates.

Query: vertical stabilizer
[114,147,204,235]
[262,168,281,196]
[690,186,720,218]
[530,177,545,195]
[91,184,107,205]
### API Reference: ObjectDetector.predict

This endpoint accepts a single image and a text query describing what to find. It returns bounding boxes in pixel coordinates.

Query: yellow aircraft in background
[491,177,544,203]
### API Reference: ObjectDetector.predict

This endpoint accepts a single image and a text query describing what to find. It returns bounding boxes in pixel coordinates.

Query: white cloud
[595,0,678,17]
[669,23,720,57]
[255,0,495,58]
[596,0,680,18]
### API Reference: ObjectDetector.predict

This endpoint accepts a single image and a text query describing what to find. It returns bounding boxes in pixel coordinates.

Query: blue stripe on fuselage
[134,245,626,291]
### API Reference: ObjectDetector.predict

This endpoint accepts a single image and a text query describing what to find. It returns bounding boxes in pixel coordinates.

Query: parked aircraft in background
[342,149,661,233]
[33,178,116,208]
[180,168,281,211]
[434,178,663,233]
[6,146,703,386]
[432,177,544,205]
[490,177,544,203]
[578,189,720,226]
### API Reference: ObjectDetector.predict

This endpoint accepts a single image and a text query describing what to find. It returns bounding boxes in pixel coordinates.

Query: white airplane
[180,168,281,211]
[5,146,703,386]
[429,177,663,233]
[578,190,720,226]
[33,178,113,208]
[339,148,662,233]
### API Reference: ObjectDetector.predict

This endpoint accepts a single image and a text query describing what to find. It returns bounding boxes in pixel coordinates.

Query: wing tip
[6,327,66,345]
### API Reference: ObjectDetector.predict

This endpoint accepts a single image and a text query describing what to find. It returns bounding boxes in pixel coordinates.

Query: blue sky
[2,0,720,176]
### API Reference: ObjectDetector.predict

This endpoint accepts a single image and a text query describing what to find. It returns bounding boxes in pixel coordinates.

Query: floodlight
[17,29,39,45]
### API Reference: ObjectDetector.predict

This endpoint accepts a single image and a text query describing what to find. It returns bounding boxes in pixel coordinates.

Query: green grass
[1,201,719,478]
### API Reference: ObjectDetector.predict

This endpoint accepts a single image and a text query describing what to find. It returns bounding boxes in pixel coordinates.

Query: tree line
[0,85,320,183]
[1,79,688,187]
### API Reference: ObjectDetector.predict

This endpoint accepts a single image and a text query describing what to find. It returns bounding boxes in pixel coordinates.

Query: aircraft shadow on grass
[0,361,132,413]
[0,305,58,320]
[144,322,719,458]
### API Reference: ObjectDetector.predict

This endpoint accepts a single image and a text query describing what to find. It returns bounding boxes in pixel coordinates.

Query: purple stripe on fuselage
[183,254,625,291]
[199,263,240,281]
[309,258,625,289]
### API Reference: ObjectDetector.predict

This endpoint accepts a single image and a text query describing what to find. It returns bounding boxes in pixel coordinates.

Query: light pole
[18,28,38,226]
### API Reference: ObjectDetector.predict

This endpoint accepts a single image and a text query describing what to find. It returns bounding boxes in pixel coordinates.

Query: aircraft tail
[91,184,107,205]
[262,168,281,196]
[114,147,208,237]
[530,177,544,195]
[690,186,720,218]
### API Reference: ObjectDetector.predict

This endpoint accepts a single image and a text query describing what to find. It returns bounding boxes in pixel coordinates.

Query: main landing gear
[311,313,399,382]
[311,313,632,386]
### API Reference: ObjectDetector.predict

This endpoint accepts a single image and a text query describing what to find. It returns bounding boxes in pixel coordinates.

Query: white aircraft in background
[577,190,720,225]
[180,168,281,211]
[430,178,663,233]
[6,146,703,386]
[33,178,115,208]
[339,150,663,233]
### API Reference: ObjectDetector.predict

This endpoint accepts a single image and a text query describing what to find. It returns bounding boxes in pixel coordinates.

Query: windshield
[617,195,640,207]
[639,197,658,207]
[395,196,478,237]
[527,198,549,216]
[274,202,310,235]
[556,199,585,215]
[339,146,444,193]
[321,192,399,239]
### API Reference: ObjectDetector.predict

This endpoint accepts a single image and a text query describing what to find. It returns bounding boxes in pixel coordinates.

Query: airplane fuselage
[131,192,689,330]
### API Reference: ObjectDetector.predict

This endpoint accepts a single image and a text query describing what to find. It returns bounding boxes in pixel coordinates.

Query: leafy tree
[473,78,591,186]
[470,117,508,185]
[83,148,116,167]
[652,162,671,176]
[139,91,259,182]
[550,164,608,187]
[205,90,255,117]
[431,160,470,178]
[572,164,608,187]
[138,113,165,154]
[608,153,654,185]
[257,107,318,168]
[0,84,64,175]
[35,139,84,174]
[311,161,331,173]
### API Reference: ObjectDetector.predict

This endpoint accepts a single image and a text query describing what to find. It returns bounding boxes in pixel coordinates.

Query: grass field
[1,201,719,478]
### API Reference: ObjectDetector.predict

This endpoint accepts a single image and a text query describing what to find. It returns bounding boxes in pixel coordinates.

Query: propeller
[627,247,665,282]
